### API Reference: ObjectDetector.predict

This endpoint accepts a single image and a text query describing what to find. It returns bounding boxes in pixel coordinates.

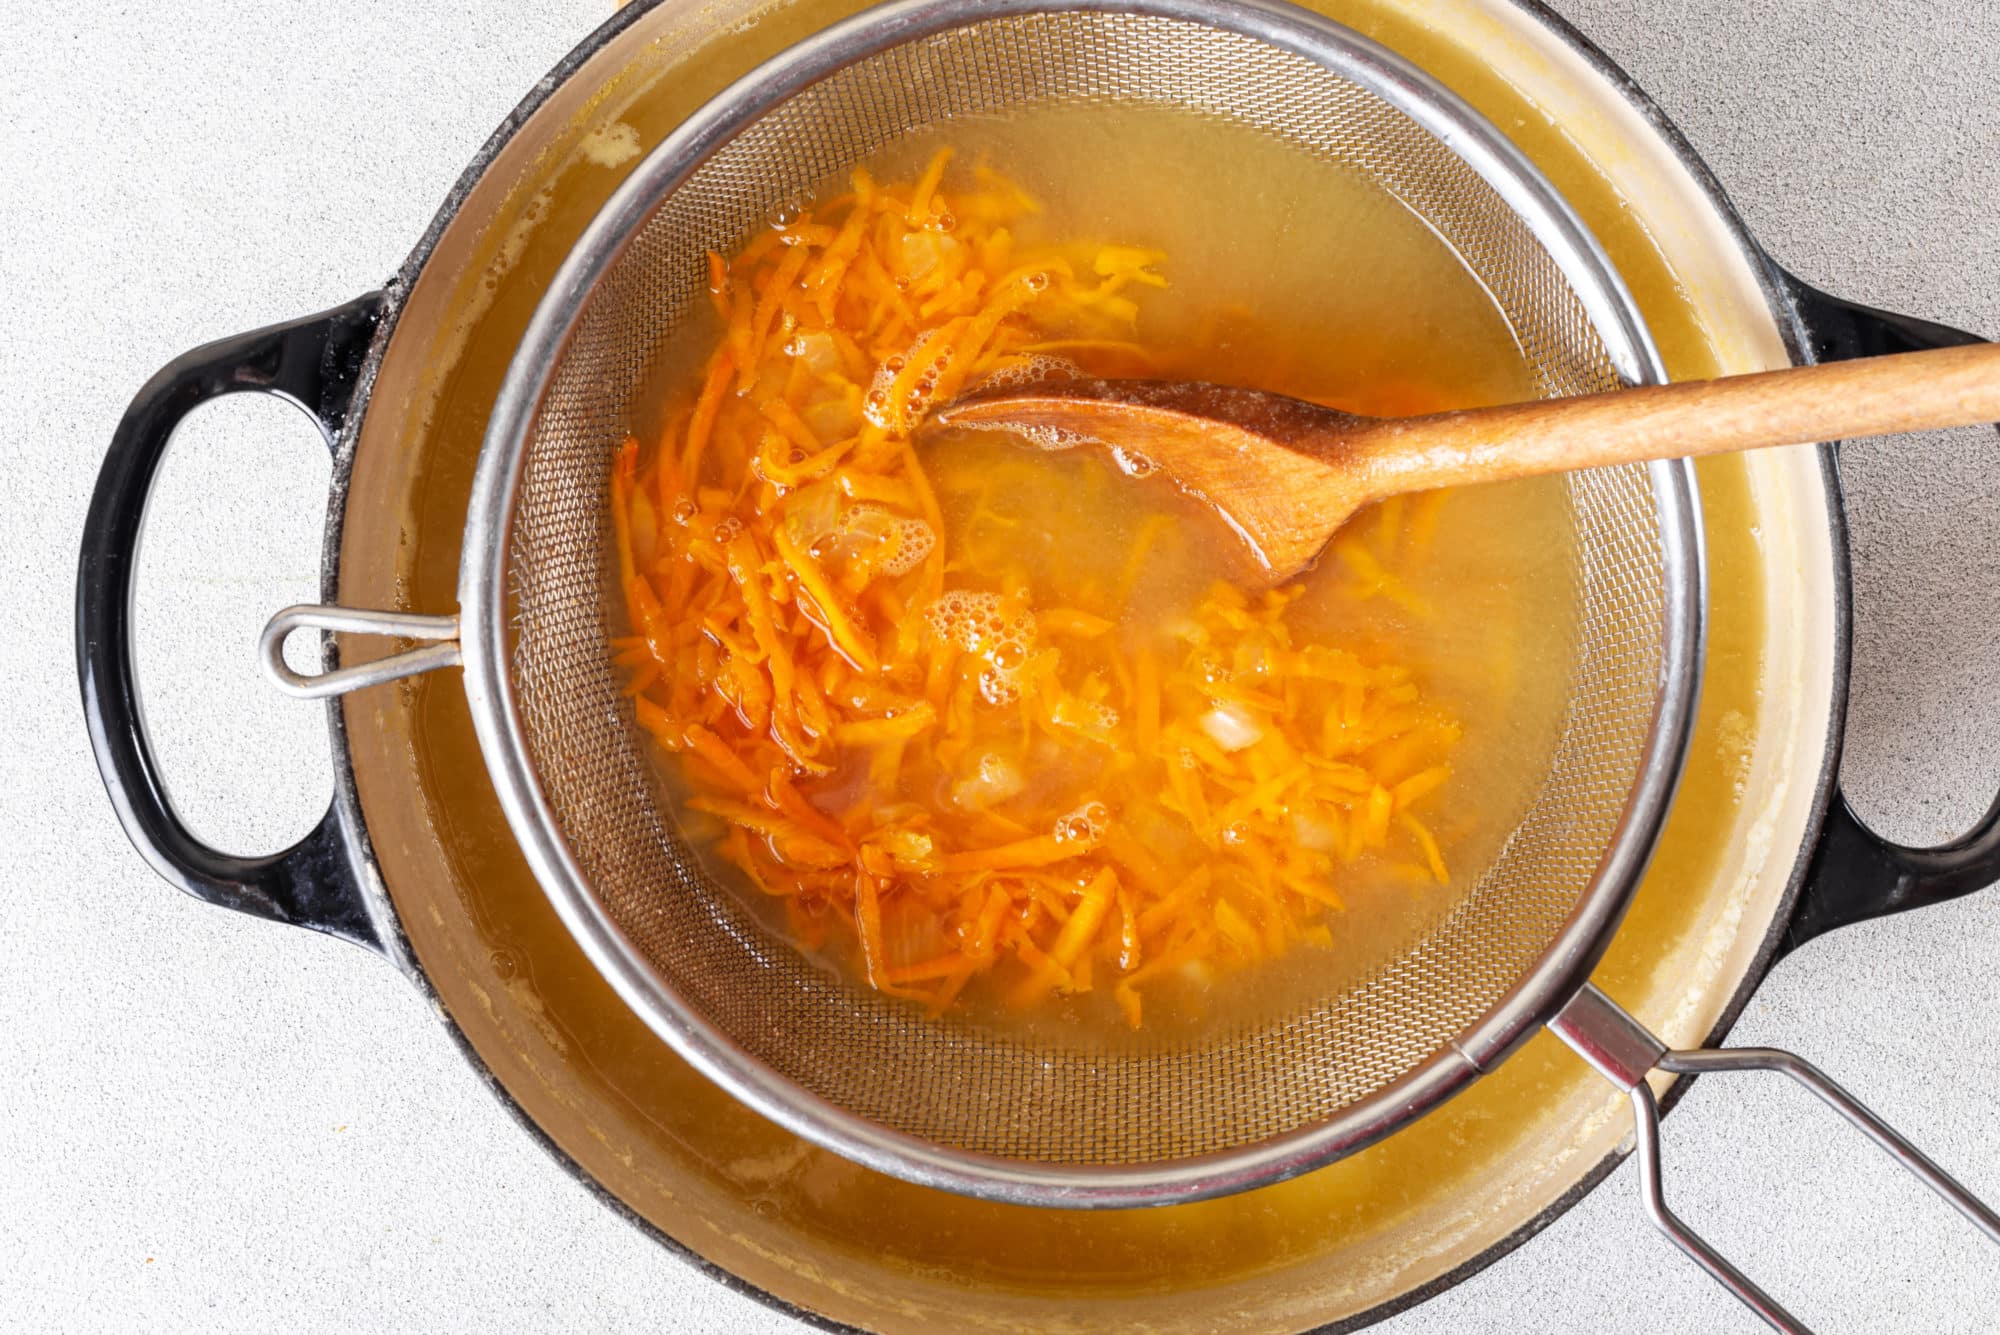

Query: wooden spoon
[934,343,2000,583]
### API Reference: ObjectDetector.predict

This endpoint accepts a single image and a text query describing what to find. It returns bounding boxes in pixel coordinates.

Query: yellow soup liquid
[617,101,1579,1036]
[358,0,1770,1318]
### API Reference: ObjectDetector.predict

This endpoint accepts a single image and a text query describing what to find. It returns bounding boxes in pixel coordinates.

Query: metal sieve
[258,1,1998,1326]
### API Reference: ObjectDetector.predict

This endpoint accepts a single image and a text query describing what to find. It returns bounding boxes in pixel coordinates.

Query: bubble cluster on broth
[608,136,1559,1028]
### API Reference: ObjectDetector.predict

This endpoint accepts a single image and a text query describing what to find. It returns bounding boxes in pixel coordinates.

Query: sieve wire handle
[77,294,390,954]
[1773,274,2000,952]
[259,605,462,700]
[1550,984,2000,1333]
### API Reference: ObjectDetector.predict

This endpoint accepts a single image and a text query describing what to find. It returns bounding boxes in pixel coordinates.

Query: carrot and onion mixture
[608,151,1460,1025]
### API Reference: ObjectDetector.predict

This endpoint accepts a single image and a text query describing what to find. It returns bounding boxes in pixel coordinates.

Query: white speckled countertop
[3,1,1995,1330]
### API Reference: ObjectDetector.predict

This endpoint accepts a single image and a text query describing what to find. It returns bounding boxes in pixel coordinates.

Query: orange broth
[609,106,1572,1029]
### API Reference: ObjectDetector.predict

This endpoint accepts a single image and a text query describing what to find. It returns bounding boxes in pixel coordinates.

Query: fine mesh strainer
[261,1,1999,1326]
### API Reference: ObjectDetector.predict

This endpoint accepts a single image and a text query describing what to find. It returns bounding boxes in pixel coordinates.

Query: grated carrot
[1051,867,1118,969]
[685,351,738,482]
[682,724,762,795]
[942,833,1084,875]
[772,525,879,672]
[833,702,937,746]
[607,153,1464,1024]
[904,147,954,227]
[1398,811,1450,885]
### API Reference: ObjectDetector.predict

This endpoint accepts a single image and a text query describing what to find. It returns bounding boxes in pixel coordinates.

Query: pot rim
[1298,4,1851,1322]
[309,0,1845,1329]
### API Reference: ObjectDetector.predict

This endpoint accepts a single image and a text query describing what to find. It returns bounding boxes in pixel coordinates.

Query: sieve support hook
[260,604,462,700]
[1550,984,2000,1333]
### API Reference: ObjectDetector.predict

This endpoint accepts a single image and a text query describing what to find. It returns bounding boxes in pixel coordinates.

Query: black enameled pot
[77,1,1999,1329]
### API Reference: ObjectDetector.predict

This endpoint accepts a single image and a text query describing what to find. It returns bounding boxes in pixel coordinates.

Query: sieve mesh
[502,10,1671,1173]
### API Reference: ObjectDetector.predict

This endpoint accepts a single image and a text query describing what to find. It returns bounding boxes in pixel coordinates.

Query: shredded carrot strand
[681,348,736,481]
[941,834,1084,875]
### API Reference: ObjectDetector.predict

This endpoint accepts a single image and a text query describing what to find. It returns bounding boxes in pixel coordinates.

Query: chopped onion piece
[1291,812,1340,852]
[782,477,842,548]
[950,752,1026,809]
[1200,703,1266,753]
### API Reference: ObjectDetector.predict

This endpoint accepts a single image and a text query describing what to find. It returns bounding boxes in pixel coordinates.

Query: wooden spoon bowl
[935,344,2000,584]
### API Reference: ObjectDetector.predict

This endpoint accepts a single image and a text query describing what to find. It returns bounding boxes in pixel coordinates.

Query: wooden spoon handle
[1338,342,2000,497]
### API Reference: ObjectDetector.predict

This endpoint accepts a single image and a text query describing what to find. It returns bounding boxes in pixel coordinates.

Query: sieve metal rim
[461,0,1704,1208]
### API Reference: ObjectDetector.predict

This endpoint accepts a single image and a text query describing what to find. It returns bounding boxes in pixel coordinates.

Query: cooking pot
[76,0,2000,1329]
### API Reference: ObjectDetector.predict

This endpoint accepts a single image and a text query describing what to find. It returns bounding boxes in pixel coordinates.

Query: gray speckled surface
[2,1,1994,1331]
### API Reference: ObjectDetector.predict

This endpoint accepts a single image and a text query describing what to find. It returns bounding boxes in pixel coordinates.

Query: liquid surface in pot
[350,0,1773,1322]
[614,105,1573,1033]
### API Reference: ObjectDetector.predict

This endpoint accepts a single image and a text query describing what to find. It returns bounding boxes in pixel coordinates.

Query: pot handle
[77,293,390,954]
[1777,272,2000,953]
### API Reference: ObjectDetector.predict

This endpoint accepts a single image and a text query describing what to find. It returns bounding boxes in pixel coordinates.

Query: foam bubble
[883,519,934,575]
[965,353,1083,396]
[1111,446,1159,478]
[924,590,992,649]
[867,330,953,428]
[1051,800,1111,846]
[836,504,935,576]
[925,590,1034,654]
[978,666,1020,707]
[927,591,1040,705]
[579,120,642,169]
[862,389,891,429]
[1020,425,1100,453]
